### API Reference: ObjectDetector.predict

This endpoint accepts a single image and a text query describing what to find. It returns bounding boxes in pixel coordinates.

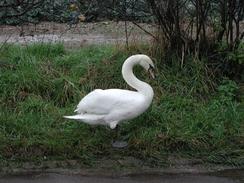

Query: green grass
[0,43,243,167]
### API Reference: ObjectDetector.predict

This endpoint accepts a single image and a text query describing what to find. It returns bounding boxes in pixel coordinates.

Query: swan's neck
[122,57,154,102]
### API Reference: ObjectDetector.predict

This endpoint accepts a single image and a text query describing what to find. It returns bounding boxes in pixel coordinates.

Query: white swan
[64,54,155,129]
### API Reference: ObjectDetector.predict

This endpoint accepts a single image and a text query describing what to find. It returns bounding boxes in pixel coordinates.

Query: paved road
[0,172,243,183]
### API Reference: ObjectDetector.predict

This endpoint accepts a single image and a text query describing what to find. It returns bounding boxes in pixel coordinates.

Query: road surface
[1,171,243,183]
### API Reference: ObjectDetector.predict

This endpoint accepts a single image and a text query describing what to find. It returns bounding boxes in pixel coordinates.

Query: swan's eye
[149,64,154,71]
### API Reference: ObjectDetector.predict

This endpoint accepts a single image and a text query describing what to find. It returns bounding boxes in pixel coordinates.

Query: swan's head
[138,55,155,79]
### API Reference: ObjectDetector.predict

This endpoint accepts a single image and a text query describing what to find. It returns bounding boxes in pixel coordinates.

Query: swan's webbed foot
[112,140,128,148]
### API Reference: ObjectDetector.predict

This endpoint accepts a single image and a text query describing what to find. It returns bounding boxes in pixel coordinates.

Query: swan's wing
[75,89,144,115]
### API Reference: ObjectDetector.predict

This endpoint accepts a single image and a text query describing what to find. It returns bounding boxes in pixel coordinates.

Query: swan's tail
[63,114,105,125]
[63,115,84,120]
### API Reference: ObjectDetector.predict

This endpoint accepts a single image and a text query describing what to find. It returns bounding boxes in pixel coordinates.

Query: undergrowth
[0,43,243,167]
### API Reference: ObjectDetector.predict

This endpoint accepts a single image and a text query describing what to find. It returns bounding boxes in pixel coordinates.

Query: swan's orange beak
[148,67,155,79]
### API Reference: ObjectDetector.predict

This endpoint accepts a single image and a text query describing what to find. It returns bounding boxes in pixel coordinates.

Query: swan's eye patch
[149,64,154,71]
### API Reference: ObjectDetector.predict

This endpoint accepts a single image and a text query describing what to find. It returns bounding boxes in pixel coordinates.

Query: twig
[125,20,129,49]
[132,21,157,41]
[0,34,12,52]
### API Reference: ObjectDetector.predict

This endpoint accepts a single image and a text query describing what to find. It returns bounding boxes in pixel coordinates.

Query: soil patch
[0,21,154,48]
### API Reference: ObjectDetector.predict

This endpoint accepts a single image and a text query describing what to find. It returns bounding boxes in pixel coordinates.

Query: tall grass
[0,43,243,166]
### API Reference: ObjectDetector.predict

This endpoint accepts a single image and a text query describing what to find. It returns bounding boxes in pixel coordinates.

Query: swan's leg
[112,125,128,148]
[89,125,96,135]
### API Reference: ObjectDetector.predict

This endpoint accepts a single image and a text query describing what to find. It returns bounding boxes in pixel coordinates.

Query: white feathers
[64,54,154,129]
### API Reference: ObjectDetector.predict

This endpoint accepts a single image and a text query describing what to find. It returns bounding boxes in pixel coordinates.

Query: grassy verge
[0,43,243,167]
